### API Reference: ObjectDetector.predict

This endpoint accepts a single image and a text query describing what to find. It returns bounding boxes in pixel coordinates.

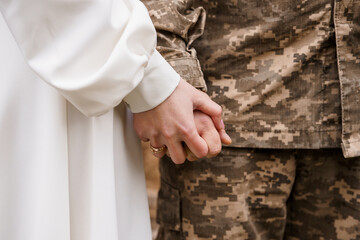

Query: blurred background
[143,142,161,239]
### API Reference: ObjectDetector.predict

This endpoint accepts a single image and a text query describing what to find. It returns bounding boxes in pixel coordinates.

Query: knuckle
[215,104,222,116]
[134,127,145,138]
[162,129,174,140]
[169,147,186,165]
[148,131,161,144]
[151,130,161,139]
[196,150,208,159]
[174,158,185,165]
[179,125,195,138]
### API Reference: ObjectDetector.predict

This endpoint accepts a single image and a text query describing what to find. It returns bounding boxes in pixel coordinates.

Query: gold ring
[150,144,167,154]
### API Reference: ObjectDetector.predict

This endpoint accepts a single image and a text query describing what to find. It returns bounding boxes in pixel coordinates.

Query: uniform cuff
[124,50,180,113]
[165,57,207,92]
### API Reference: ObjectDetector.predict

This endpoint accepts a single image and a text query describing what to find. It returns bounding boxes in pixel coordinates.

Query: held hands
[184,110,231,161]
[151,110,232,161]
[133,79,231,164]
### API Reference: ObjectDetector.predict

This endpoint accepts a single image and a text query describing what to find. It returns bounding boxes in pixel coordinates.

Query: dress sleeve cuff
[124,50,180,113]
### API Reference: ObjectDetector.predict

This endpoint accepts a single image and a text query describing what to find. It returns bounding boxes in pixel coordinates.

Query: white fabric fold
[0,0,179,116]
[0,0,178,239]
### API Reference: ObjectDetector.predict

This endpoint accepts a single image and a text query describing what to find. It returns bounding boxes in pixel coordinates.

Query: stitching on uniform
[333,0,347,141]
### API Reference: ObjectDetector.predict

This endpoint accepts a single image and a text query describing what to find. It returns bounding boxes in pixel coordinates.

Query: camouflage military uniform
[156,149,360,240]
[142,0,360,239]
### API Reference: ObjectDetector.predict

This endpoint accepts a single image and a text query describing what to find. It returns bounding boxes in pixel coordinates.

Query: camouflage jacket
[143,0,360,158]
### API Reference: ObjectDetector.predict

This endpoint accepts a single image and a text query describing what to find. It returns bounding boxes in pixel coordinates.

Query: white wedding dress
[0,0,179,239]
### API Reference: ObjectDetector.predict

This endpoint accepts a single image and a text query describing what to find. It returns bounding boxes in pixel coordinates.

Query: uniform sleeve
[142,0,207,91]
[0,0,180,116]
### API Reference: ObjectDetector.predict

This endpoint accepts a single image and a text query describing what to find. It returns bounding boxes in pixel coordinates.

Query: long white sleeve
[0,0,180,116]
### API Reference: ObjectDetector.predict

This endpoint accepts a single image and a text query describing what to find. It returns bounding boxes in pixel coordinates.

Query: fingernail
[223,130,232,144]
[221,120,225,129]
[226,134,232,144]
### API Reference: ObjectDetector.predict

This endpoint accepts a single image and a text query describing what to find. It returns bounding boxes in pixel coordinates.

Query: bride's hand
[133,79,226,164]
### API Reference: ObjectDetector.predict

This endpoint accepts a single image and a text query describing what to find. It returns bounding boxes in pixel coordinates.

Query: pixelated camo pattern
[156,148,360,239]
[144,0,208,92]
[143,0,360,157]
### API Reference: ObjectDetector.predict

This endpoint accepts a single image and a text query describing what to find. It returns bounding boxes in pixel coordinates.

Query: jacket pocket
[156,179,181,231]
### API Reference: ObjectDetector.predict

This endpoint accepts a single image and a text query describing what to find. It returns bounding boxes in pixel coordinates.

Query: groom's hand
[185,111,232,161]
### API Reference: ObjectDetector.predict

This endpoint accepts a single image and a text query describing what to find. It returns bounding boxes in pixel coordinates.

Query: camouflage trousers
[156,148,360,240]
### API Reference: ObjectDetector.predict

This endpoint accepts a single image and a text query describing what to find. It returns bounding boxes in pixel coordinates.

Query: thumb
[219,129,232,145]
